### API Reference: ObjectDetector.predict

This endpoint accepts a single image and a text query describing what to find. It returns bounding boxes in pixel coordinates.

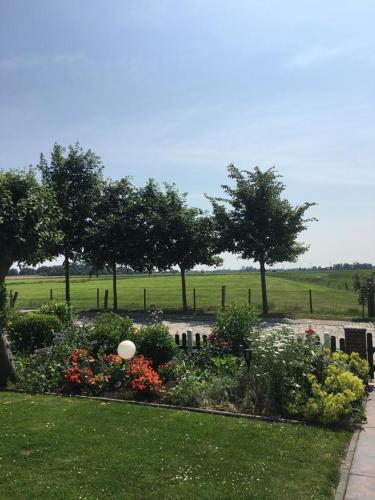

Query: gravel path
[131,315,374,341]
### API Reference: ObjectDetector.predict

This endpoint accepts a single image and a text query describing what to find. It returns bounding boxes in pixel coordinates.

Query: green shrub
[87,313,137,355]
[137,323,178,367]
[39,301,74,325]
[212,303,258,352]
[14,350,65,393]
[169,373,208,407]
[6,313,62,354]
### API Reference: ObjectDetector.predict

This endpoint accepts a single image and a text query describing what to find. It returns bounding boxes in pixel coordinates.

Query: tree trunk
[0,257,12,284]
[0,271,17,389]
[112,263,118,312]
[64,252,71,304]
[0,329,17,389]
[260,260,268,315]
[180,266,187,312]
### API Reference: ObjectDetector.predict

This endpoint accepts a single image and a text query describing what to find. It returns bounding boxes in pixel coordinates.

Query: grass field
[5,270,374,319]
[0,392,350,499]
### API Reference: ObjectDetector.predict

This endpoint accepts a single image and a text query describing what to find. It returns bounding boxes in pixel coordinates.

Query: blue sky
[1,0,374,269]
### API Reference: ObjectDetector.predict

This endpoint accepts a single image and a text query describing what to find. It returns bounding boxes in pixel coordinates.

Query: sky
[1,0,374,269]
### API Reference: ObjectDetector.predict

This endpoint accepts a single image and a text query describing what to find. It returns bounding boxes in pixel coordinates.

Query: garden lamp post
[240,345,252,371]
[117,340,136,360]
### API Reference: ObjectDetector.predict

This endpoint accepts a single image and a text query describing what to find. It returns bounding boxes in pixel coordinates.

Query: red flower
[127,355,162,393]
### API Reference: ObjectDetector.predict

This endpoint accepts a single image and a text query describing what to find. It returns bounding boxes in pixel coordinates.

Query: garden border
[4,388,306,425]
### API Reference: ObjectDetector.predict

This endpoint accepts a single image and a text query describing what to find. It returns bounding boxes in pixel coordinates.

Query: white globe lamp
[117,340,136,360]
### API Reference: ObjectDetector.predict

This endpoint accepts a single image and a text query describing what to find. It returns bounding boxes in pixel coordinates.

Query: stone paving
[344,387,375,499]
[132,315,375,341]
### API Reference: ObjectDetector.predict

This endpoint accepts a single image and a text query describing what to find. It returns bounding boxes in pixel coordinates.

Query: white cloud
[286,46,345,68]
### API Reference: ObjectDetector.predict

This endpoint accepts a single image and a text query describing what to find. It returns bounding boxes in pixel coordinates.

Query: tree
[353,273,369,320]
[0,169,61,388]
[39,143,103,303]
[0,169,61,281]
[209,165,316,314]
[141,182,222,311]
[84,178,142,311]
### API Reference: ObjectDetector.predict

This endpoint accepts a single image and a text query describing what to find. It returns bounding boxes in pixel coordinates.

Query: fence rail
[9,285,372,318]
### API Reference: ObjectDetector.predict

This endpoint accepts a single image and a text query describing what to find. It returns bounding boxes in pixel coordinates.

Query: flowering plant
[64,349,125,394]
[127,355,162,393]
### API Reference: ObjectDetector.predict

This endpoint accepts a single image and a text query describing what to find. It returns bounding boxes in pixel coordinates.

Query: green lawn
[5,270,370,319]
[0,393,349,500]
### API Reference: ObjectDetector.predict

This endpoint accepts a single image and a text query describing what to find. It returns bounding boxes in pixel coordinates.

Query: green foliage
[13,351,65,393]
[138,180,222,310]
[210,355,241,377]
[6,313,62,354]
[169,373,208,407]
[212,302,258,352]
[85,178,142,270]
[287,350,367,426]
[242,326,321,414]
[39,301,74,325]
[87,312,137,354]
[303,368,365,425]
[137,323,178,367]
[209,165,316,313]
[38,143,103,302]
[0,169,62,280]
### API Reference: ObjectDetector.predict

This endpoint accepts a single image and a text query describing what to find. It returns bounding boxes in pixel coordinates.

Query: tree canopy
[0,169,61,281]
[140,182,221,310]
[84,177,143,310]
[38,143,103,302]
[209,165,316,314]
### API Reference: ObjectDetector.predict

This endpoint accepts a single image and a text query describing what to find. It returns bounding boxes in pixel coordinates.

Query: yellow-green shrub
[304,369,365,425]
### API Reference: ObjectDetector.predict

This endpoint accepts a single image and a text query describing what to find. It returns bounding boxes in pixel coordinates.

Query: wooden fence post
[187,330,193,355]
[367,332,374,379]
[143,289,147,312]
[50,289,53,301]
[248,288,251,305]
[181,333,187,351]
[367,278,375,318]
[323,332,330,348]
[193,288,196,312]
[221,286,226,310]
[104,290,109,309]
[96,288,100,309]
[309,290,313,314]
[195,333,201,349]
[330,336,337,352]
[339,338,346,352]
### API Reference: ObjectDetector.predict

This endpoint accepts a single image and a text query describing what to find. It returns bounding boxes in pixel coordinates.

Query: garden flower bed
[5,302,369,428]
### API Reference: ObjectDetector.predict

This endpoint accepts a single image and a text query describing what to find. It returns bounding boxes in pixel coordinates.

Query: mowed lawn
[0,393,349,500]
[6,271,366,318]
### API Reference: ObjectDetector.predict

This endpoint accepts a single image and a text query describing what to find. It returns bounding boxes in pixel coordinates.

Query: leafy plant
[39,301,74,325]
[6,313,62,354]
[212,302,258,353]
[137,323,178,367]
[87,312,137,354]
